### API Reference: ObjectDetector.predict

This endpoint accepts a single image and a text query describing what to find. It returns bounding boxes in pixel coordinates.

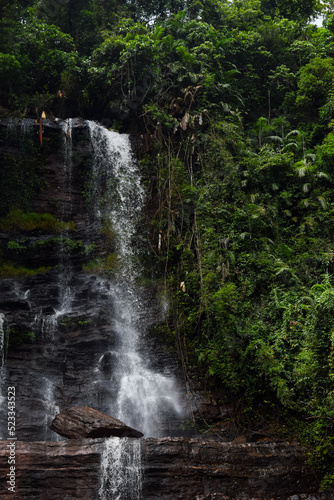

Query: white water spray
[99,438,142,500]
[58,118,74,310]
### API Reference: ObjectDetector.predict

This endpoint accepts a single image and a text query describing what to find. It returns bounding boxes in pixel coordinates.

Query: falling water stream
[99,438,142,500]
[88,122,183,436]
[34,118,74,335]
[31,119,75,439]
[0,313,5,367]
[88,122,183,499]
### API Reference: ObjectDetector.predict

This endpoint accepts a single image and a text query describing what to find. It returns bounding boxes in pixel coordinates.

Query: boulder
[50,406,144,439]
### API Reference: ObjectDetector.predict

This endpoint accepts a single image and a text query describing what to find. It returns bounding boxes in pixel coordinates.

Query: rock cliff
[0,437,332,499]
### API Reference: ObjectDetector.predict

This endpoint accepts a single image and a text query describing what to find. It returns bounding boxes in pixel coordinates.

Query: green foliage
[0,262,52,279]
[296,57,334,121]
[100,222,116,249]
[141,60,334,480]
[261,0,319,21]
[0,130,45,215]
[59,315,93,332]
[0,210,76,232]
[7,326,35,350]
[0,7,79,115]
[77,317,93,327]
[7,240,27,251]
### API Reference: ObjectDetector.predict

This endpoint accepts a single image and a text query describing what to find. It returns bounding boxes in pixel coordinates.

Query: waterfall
[88,122,183,438]
[99,438,142,500]
[0,118,187,496]
[44,119,74,434]
[58,117,74,311]
[87,122,185,499]
[32,118,75,438]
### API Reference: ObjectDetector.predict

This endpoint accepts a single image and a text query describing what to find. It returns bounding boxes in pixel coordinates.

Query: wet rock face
[0,438,331,500]
[0,119,187,442]
[0,271,121,441]
[0,119,90,224]
[141,438,321,500]
[50,406,144,438]
[0,440,102,500]
[0,270,184,441]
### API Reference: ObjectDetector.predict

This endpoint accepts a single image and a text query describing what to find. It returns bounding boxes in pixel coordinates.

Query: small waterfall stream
[35,117,75,324]
[0,313,5,367]
[58,117,74,312]
[32,118,75,438]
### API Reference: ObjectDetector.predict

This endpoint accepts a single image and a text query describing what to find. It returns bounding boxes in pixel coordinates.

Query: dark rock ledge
[0,438,333,499]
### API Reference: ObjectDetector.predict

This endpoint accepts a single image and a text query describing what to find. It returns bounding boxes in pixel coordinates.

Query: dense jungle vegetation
[3,0,334,487]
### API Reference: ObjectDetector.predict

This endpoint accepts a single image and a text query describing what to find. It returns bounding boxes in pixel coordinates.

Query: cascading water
[88,122,184,499]
[99,437,142,500]
[88,122,183,437]
[0,313,5,368]
[45,119,74,435]
[58,117,74,312]
[32,118,75,438]
[34,118,74,334]
[0,118,188,497]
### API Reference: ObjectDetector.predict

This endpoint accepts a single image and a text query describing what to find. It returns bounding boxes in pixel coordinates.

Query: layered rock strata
[0,437,332,499]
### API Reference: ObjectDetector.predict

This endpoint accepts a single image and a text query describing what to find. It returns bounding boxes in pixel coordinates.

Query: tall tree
[261,0,319,21]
